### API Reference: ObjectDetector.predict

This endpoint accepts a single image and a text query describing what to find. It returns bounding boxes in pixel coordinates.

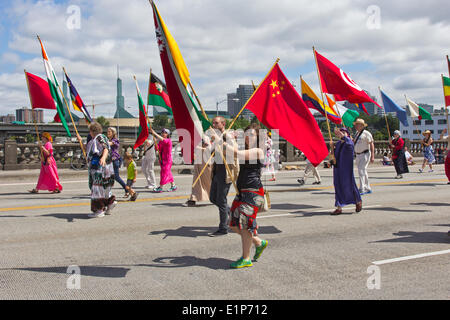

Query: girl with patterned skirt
[419,130,435,173]
[222,123,268,269]
[86,122,116,218]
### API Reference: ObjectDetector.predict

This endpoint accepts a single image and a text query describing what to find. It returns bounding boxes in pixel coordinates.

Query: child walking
[124,153,138,201]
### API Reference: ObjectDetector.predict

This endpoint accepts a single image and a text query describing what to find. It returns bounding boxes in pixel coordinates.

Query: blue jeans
[113,159,127,192]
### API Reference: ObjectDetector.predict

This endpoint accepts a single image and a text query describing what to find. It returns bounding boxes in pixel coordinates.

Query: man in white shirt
[353,119,375,195]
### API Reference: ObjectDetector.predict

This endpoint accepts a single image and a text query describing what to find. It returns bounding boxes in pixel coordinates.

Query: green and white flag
[405,96,432,120]
[38,36,71,136]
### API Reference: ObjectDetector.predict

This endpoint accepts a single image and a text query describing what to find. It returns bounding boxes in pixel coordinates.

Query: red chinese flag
[315,50,381,109]
[25,72,56,110]
[245,63,328,167]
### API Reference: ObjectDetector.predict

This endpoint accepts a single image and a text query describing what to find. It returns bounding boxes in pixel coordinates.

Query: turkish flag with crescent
[245,63,328,167]
[315,50,381,109]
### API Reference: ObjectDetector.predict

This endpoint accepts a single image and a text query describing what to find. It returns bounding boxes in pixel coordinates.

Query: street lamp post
[216,98,227,117]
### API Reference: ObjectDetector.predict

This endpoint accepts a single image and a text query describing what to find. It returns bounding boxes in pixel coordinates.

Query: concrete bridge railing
[0,139,448,170]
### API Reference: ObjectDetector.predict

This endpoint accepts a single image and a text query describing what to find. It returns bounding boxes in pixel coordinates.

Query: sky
[0,0,449,122]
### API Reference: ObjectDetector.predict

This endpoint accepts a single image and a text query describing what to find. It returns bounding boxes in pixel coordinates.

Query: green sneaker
[230,257,253,269]
[253,240,268,261]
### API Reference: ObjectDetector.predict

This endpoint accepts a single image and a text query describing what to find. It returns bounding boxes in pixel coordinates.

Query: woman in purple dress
[332,127,362,215]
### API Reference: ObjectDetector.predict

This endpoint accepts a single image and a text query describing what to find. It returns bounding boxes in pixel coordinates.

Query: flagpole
[142,71,162,166]
[192,58,280,189]
[188,82,209,122]
[330,94,346,129]
[24,69,44,162]
[405,94,423,142]
[56,76,86,158]
[447,55,450,77]
[441,74,450,140]
[312,47,335,163]
[378,86,392,142]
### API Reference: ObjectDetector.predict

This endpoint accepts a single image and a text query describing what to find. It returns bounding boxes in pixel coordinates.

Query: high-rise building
[342,90,380,115]
[227,84,255,120]
[15,108,43,123]
[0,114,15,123]
[113,65,134,119]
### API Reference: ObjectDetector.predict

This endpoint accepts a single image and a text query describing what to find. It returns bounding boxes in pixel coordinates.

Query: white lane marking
[372,249,450,265]
[258,205,381,219]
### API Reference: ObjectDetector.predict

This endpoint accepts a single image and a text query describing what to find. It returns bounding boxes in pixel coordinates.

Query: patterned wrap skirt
[89,162,115,212]
[230,187,265,236]
[423,146,435,163]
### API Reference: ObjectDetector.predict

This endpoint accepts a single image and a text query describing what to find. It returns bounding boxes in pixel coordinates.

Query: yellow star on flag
[270,80,278,89]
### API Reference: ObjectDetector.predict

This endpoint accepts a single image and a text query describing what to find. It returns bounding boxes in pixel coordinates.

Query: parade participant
[186,134,212,207]
[86,122,116,218]
[106,127,128,197]
[142,135,157,190]
[208,116,239,237]
[263,131,276,181]
[297,157,321,186]
[439,128,450,184]
[124,153,138,201]
[332,127,362,215]
[222,123,268,269]
[29,132,62,194]
[150,128,177,192]
[419,130,435,173]
[389,130,409,179]
[404,147,414,165]
[353,118,374,195]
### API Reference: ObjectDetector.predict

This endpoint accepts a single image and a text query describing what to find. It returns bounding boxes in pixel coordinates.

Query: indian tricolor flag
[442,75,450,107]
[37,36,71,136]
[150,0,209,163]
[326,94,360,128]
[133,76,150,150]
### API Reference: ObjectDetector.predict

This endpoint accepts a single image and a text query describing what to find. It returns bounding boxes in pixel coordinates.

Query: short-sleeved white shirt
[354,130,374,154]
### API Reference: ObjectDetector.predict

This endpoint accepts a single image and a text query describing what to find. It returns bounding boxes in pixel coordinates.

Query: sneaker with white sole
[105,201,117,215]
[88,210,105,218]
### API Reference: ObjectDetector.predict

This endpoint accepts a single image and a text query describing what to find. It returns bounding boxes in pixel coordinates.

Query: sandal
[51,189,61,194]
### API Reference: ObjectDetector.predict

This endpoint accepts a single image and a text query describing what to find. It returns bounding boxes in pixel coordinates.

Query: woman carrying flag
[332,127,362,215]
[29,132,62,194]
[150,128,177,192]
[419,130,435,173]
[389,130,409,179]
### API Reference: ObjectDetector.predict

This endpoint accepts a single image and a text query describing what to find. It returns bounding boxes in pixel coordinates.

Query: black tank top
[237,160,263,191]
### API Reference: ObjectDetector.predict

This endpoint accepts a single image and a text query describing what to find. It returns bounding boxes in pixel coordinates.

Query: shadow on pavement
[270,203,321,211]
[0,215,27,218]
[411,202,450,207]
[40,213,90,222]
[7,266,130,278]
[371,231,450,244]
[364,206,431,213]
[149,225,282,239]
[137,256,233,270]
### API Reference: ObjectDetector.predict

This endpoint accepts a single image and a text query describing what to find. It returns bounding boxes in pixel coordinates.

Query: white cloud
[0,0,449,121]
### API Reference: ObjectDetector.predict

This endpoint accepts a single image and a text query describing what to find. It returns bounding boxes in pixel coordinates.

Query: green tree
[153,114,169,129]
[96,116,110,128]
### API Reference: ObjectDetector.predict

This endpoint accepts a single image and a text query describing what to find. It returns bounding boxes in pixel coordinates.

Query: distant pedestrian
[439,128,450,184]
[419,130,435,173]
[106,127,128,197]
[222,123,268,269]
[86,122,116,218]
[389,130,409,179]
[262,131,276,181]
[404,147,414,165]
[142,135,157,190]
[332,127,362,215]
[151,128,177,192]
[353,118,374,195]
[298,157,321,186]
[124,153,138,201]
[29,132,62,194]
[186,135,212,207]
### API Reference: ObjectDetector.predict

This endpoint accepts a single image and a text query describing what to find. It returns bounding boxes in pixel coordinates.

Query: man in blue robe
[332,127,362,215]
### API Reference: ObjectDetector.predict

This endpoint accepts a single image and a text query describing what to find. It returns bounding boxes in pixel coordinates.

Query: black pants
[209,168,231,232]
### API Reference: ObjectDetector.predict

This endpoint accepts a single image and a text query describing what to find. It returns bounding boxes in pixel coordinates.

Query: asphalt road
[0,163,449,300]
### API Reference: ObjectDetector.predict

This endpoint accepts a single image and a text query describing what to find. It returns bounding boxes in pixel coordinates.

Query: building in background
[227,84,255,120]
[113,66,134,120]
[0,114,16,124]
[15,108,43,123]
[399,109,447,141]
[342,90,383,116]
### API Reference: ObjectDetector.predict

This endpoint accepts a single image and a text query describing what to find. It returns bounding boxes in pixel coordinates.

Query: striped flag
[442,75,450,107]
[64,70,92,123]
[37,36,71,136]
[326,94,360,128]
[405,96,432,120]
[150,0,209,163]
[133,77,149,150]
